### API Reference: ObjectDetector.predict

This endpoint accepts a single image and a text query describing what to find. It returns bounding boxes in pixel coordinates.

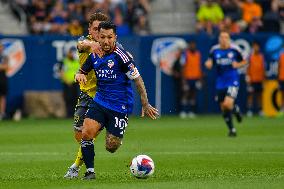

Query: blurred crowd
[13,0,151,36]
[195,0,283,35]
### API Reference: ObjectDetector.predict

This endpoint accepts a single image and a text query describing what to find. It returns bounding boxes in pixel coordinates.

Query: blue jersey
[81,46,140,114]
[209,44,244,89]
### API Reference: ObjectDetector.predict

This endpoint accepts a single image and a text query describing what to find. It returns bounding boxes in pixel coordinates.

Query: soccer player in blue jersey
[205,31,246,137]
[75,21,159,179]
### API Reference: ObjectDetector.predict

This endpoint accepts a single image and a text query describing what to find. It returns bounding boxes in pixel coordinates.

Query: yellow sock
[74,138,96,167]
[74,146,84,167]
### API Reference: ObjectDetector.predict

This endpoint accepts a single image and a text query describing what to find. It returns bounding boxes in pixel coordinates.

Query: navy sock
[81,139,95,170]
[222,111,234,131]
[233,104,240,114]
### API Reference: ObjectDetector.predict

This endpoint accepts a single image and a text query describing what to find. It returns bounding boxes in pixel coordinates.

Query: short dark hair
[89,12,109,25]
[98,21,116,34]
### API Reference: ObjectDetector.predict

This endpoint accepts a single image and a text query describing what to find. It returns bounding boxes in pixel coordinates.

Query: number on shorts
[227,86,238,98]
[114,116,128,135]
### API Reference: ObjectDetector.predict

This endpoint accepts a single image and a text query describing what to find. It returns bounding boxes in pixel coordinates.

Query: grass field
[0,115,284,189]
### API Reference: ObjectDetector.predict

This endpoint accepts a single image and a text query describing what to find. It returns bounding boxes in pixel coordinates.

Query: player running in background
[205,31,246,137]
[246,41,265,117]
[64,12,108,179]
[75,21,159,179]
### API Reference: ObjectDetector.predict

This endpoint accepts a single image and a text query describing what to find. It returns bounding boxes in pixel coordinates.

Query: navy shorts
[86,101,128,138]
[247,82,263,93]
[216,86,239,103]
[73,92,94,131]
[0,79,8,96]
[279,81,284,90]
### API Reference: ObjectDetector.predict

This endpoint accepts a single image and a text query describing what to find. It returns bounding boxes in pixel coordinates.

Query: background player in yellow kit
[64,12,109,179]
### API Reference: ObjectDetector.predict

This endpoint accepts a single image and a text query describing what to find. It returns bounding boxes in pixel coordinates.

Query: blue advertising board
[0,34,282,116]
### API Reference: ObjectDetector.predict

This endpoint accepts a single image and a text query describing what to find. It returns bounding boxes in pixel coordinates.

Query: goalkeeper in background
[64,12,108,179]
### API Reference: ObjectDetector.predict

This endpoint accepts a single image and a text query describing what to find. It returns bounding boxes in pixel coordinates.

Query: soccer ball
[129,155,155,178]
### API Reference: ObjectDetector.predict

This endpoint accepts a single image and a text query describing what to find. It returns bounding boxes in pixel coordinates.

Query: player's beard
[103,42,115,54]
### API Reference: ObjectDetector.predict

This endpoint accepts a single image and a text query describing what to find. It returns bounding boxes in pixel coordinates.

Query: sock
[233,104,240,115]
[81,139,95,171]
[74,146,84,167]
[222,111,234,131]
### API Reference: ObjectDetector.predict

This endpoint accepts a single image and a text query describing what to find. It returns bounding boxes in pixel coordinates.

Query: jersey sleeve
[115,49,140,80]
[80,53,94,74]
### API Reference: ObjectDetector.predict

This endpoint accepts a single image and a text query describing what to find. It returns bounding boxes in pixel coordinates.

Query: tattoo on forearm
[134,76,148,106]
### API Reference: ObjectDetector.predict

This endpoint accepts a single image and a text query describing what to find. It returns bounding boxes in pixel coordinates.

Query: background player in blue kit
[75,21,159,179]
[205,31,247,137]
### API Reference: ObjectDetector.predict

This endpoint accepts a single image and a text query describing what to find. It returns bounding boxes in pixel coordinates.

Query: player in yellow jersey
[64,12,109,179]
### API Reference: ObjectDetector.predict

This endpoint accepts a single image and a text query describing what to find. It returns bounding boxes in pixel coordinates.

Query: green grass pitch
[0,115,284,189]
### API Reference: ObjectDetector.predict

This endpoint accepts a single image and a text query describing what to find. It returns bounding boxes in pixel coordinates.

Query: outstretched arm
[134,76,159,119]
[77,39,103,56]
[75,54,94,85]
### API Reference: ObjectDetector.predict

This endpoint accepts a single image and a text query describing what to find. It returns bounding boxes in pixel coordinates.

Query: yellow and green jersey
[78,35,97,98]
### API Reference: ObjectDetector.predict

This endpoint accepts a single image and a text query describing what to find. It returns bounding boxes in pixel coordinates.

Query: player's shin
[222,110,235,133]
[73,146,84,167]
[81,139,95,173]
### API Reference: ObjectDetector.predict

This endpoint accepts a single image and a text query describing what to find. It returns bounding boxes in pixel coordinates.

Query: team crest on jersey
[0,38,26,77]
[228,52,234,58]
[216,54,221,58]
[107,60,114,68]
[151,37,187,75]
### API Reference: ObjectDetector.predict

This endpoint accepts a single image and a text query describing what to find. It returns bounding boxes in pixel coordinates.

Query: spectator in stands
[28,0,50,34]
[219,16,241,34]
[220,0,241,21]
[68,18,84,36]
[133,14,150,35]
[60,48,80,118]
[261,0,281,32]
[197,0,224,24]
[180,41,202,118]
[113,6,131,35]
[235,0,263,31]
[246,41,265,117]
[0,43,9,120]
[49,1,69,34]
[196,0,224,35]
[278,47,284,116]
[16,0,152,35]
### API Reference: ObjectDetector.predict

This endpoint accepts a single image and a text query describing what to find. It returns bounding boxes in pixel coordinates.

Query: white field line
[0,151,284,156]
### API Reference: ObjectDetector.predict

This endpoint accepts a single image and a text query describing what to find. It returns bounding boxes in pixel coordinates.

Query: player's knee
[105,142,120,153]
[222,101,233,111]
[105,133,121,153]
[74,131,82,143]
[82,119,96,140]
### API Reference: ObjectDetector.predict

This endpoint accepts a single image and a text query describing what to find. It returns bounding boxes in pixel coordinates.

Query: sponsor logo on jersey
[96,69,117,79]
[107,59,114,68]
[228,52,234,58]
[1,38,26,77]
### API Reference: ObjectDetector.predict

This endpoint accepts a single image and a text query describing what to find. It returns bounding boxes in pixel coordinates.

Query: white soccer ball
[129,155,155,178]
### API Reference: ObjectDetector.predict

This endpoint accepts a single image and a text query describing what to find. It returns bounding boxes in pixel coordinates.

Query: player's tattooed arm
[134,76,159,119]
